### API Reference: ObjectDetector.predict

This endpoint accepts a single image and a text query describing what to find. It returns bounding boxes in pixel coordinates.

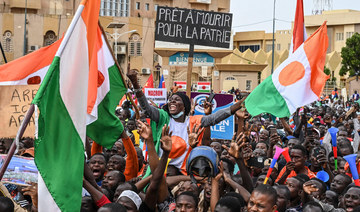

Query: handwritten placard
[0,85,38,138]
[155,6,233,48]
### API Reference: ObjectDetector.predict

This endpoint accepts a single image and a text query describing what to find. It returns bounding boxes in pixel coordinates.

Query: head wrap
[119,190,142,210]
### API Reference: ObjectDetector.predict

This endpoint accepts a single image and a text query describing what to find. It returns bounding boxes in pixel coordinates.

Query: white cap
[119,190,142,210]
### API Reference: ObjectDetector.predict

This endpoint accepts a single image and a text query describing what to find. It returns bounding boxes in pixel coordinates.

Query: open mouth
[346,206,353,212]
[205,190,211,199]
[169,104,177,112]
[92,169,101,179]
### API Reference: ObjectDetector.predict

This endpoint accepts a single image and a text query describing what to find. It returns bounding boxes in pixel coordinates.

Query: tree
[340,32,360,77]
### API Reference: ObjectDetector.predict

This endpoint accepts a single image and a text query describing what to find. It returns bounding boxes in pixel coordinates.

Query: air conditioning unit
[115,44,126,55]
[30,45,40,51]
[141,68,151,75]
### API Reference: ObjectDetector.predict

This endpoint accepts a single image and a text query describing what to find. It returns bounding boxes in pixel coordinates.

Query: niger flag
[245,22,329,118]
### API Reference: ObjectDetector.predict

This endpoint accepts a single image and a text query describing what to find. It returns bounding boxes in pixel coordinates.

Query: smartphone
[269,127,277,136]
[248,156,265,168]
[207,93,215,103]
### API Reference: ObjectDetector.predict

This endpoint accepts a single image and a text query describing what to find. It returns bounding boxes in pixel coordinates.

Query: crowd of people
[0,70,359,212]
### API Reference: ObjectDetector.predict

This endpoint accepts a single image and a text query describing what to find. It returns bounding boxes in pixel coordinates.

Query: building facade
[232,9,360,92]
[0,0,235,91]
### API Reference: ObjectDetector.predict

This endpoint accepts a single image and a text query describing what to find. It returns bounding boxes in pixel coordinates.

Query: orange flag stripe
[304,22,330,97]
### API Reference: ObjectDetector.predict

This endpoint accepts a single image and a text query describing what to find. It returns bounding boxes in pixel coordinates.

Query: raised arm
[201,98,246,127]
[121,130,139,181]
[143,125,172,210]
[127,69,160,122]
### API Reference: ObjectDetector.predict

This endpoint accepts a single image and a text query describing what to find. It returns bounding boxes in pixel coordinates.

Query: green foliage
[323,66,330,76]
[340,32,360,76]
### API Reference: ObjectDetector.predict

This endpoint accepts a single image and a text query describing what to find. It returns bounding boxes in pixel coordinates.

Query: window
[239,45,260,53]
[129,33,142,56]
[136,2,140,10]
[335,33,344,41]
[44,31,57,46]
[246,80,252,90]
[346,32,354,39]
[266,44,272,52]
[2,31,13,52]
[277,44,281,51]
[100,0,129,17]
[154,4,158,11]
[145,3,149,11]
[225,77,236,80]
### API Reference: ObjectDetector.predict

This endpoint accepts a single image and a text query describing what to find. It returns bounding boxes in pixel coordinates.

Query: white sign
[144,88,167,105]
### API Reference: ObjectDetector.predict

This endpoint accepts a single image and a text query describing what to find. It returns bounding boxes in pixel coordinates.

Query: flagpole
[55,0,87,58]
[0,104,35,180]
[98,23,141,119]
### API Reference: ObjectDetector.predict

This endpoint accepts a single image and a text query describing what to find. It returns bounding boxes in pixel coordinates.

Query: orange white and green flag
[245,22,329,118]
[289,0,307,56]
[28,0,126,211]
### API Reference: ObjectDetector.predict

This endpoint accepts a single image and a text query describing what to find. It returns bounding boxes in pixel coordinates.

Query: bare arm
[135,175,152,192]
[210,173,222,212]
[223,172,250,202]
[143,126,172,209]
[280,118,293,135]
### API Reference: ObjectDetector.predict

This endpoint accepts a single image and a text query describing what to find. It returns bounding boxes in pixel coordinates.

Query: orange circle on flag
[168,135,187,159]
[279,61,305,86]
[97,70,105,87]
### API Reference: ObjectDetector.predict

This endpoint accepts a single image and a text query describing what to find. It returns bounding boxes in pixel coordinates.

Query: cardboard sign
[0,85,38,138]
[155,6,233,48]
[0,154,38,186]
[192,92,234,140]
[144,88,167,105]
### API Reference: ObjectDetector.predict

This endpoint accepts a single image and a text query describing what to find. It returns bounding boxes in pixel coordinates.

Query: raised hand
[187,124,205,148]
[285,161,295,175]
[136,120,152,140]
[160,124,173,153]
[317,151,328,169]
[235,109,249,120]
[204,99,212,115]
[222,133,247,159]
[269,134,280,146]
[126,69,139,87]
[22,183,38,208]
[190,98,196,116]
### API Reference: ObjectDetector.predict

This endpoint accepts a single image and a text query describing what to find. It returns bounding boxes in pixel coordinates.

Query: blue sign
[191,92,234,140]
[169,52,214,66]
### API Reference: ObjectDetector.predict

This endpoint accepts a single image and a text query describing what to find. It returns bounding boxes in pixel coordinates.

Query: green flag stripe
[86,64,127,149]
[245,76,290,118]
[34,57,84,211]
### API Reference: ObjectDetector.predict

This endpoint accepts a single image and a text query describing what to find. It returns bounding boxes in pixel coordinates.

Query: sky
[230,0,360,33]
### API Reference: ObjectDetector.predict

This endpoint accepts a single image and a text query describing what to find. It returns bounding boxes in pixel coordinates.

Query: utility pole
[23,0,28,55]
[271,0,276,74]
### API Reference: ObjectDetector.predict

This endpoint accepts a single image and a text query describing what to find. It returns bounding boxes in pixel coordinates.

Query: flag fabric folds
[289,0,307,56]
[0,40,61,85]
[159,74,165,88]
[245,22,329,118]
[32,0,126,211]
[144,73,154,89]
